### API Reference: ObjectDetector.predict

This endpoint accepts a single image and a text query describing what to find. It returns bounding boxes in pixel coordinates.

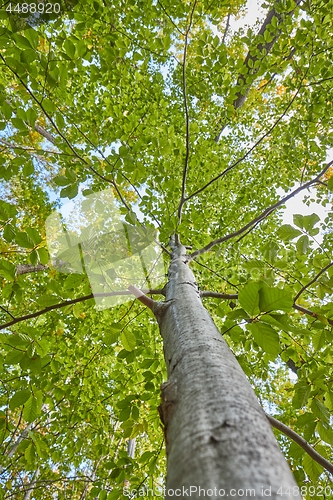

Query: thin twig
[157,0,185,36]
[188,160,333,260]
[0,289,165,331]
[127,285,158,311]
[266,413,333,475]
[1,55,131,212]
[293,304,333,327]
[214,0,304,141]
[221,13,230,45]
[0,305,15,320]
[188,86,302,202]
[200,290,333,326]
[200,291,238,299]
[177,0,197,224]
[294,262,333,303]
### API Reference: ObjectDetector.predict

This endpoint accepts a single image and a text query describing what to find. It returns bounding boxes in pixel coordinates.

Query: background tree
[0,0,333,498]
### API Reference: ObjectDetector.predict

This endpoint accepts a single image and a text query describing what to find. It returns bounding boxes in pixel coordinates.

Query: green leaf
[238,282,261,317]
[121,330,136,351]
[9,389,31,410]
[312,330,326,351]
[24,444,35,464]
[13,33,33,49]
[64,39,76,58]
[317,421,333,444]
[292,382,310,408]
[311,398,330,422]
[35,390,43,415]
[277,224,302,240]
[15,231,34,249]
[302,453,323,482]
[30,249,38,265]
[247,322,280,356]
[53,176,71,186]
[296,235,309,255]
[4,350,24,365]
[23,162,34,176]
[259,286,293,312]
[0,259,16,280]
[4,224,16,242]
[60,184,78,199]
[26,108,37,126]
[63,273,84,289]
[37,247,49,265]
[26,228,42,245]
[23,395,38,423]
[293,214,304,229]
[303,213,320,231]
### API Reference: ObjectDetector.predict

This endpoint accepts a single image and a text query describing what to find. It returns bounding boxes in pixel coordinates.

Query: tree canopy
[0,0,333,498]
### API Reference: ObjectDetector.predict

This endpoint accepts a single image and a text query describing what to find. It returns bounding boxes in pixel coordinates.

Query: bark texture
[156,242,301,499]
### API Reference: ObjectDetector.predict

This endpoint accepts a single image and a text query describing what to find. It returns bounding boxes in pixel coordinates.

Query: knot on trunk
[157,380,177,452]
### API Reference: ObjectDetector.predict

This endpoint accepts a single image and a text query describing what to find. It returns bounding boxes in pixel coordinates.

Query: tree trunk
[156,241,301,499]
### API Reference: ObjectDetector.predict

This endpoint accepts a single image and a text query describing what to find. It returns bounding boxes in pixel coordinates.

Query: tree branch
[293,262,333,303]
[201,290,333,326]
[189,160,333,260]
[127,285,159,311]
[1,55,131,212]
[200,291,238,300]
[157,0,185,36]
[215,0,303,141]
[293,304,333,327]
[22,468,40,500]
[221,13,231,45]
[0,289,165,331]
[266,413,333,475]
[177,0,197,224]
[34,124,55,144]
[16,264,48,275]
[187,86,302,202]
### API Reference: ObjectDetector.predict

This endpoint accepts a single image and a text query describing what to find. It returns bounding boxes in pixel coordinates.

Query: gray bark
[156,241,301,499]
[16,264,48,275]
[22,467,40,500]
[0,423,33,474]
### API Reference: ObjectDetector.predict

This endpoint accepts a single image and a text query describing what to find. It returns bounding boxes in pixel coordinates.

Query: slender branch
[34,124,55,144]
[187,86,302,203]
[0,289,165,331]
[1,55,130,212]
[189,160,333,260]
[22,468,40,500]
[201,290,333,326]
[0,138,65,157]
[200,291,238,300]
[157,0,185,36]
[177,0,197,224]
[0,305,15,319]
[127,285,158,311]
[294,262,333,303]
[5,99,55,144]
[16,264,48,275]
[215,0,303,141]
[293,304,333,327]
[221,13,231,45]
[266,413,333,475]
